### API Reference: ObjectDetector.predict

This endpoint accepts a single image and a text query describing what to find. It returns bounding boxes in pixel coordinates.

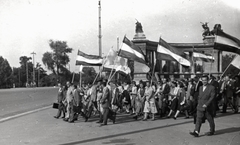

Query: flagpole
[71,72,75,84]
[92,71,100,85]
[150,51,156,85]
[109,71,117,82]
[220,55,237,78]
[79,72,82,88]
[209,49,214,75]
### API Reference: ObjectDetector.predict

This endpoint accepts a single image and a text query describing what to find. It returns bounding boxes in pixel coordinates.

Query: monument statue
[133,20,146,40]
[201,22,211,37]
[135,20,143,33]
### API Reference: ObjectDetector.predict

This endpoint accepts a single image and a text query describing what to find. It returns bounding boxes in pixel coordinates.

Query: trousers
[195,110,215,133]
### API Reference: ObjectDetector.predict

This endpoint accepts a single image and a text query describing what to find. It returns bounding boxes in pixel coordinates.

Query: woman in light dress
[143,81,157,121]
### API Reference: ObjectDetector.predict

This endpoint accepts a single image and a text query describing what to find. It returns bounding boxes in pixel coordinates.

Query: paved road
[0,107,240,145]
[0,87,58,119]
[0,88,239,145]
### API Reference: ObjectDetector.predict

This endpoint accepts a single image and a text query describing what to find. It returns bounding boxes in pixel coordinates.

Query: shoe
[112,112,117,124]
[85,117,89,122]
[190,131,199,137]
[133,115,138,120]
[142,118,147,121]
[61,116,65,119]
[173,117,177,120]
[68,120,74,123]
[63,118,69,122]
[151,118,155,121]
[100,123,107,127]
[185,116,189,119]
[96,121,103,124]
[54,116,59,119]
[167,116,170,118]
[206,132,214,136]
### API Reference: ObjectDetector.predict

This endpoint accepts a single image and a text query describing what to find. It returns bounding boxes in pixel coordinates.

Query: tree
[81,67,97,84]
[35,62,47,87]
[42,40,72,75]
[19,56,32,85]
[0,56,12,88]
[42,40,72,83]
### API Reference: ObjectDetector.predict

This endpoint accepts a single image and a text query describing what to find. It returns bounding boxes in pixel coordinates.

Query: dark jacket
[197,84,215,112]
[100,86,110,108]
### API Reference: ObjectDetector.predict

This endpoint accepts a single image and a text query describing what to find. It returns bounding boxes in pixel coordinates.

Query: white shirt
[203,85,207,92]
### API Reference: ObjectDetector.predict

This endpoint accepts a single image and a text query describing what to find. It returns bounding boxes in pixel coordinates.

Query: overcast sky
[0,0,239,72]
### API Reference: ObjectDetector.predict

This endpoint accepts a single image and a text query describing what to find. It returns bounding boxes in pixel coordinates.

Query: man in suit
[54,83,66,119]
[191,77,203,123]
[99,80,116,126]
[233,75,240,113]
[190,75,215,137]
[222,75,235,113]
[85,81,101,122]
[68,85,81,122]
[63,81,74,122]
[159,77,170,117]
[208,75,220,117]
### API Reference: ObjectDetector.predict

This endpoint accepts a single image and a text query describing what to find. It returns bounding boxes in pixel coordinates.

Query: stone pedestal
[203,36,215,44]
[133,32,146,40]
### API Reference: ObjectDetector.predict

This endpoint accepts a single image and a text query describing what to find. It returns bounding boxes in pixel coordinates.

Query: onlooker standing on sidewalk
[190,75,215,137]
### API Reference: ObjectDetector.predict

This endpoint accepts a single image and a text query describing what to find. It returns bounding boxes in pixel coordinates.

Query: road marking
[0,105,51,123]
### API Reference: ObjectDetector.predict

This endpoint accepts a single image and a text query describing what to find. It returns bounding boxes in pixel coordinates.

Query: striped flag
[118,36,147,64]
[192,52,214,62]
[157,37,191,66]
[76,50,103,66]
[214,30,240,55]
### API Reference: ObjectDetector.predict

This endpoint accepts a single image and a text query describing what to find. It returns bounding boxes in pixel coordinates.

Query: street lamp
[31,52,36,86]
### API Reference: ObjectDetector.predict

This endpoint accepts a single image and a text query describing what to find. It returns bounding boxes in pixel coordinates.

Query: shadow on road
[58,120,193,145]
[215,127,240,135]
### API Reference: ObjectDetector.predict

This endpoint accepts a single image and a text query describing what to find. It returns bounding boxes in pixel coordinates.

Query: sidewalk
[0,108,239,145]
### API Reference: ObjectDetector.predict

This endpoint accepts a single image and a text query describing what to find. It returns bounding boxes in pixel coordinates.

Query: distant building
[131,24,222,81]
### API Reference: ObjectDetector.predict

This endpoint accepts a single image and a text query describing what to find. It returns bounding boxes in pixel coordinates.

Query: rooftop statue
[210,24,223,35]
[201,22,211,37]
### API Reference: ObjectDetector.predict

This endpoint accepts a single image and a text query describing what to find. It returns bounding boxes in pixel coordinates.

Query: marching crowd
[53,74,240,129]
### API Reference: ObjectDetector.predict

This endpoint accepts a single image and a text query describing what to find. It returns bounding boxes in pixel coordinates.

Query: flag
[79,65,84,73]
[214,30,240,55]
[230,55,240,69]
[76,50,103,66]
[116,65,131,74]
[157,37,191,66]
[192,52,215,62]
[103,48,131,74]
[118,36,147,64]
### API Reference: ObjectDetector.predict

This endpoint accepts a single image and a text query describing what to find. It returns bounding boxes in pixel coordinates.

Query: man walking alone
[190,75,215,137]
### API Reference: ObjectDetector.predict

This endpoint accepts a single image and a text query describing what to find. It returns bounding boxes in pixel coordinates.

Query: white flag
[231,55,240,69]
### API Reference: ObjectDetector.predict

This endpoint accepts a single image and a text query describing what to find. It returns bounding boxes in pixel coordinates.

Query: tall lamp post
[31,52,36,86]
